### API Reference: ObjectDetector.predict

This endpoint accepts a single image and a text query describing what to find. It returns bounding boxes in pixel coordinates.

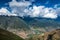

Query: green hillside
[27,19,60,31]
[0,16,29,30]
[28,19,60,28]
[0,28,24,40]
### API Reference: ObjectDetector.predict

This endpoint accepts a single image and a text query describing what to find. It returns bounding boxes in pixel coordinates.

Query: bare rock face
[44,29,60,40]
[36,29,60,40]
[28,29,60,40]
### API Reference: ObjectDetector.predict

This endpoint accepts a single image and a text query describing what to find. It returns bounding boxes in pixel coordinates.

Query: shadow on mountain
[0,28,24,40]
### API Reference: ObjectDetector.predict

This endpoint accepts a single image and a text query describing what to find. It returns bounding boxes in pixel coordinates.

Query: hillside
[0,16,60,39]
[0,16,30,39]
[0,28,24,40]
[23,17,60,31]
[44,29,60,40]
[0,16,29,30]
[28,29,60,40]
[0,16,60,32]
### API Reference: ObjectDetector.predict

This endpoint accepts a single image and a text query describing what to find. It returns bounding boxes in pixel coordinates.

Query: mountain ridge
[0,15,60,39]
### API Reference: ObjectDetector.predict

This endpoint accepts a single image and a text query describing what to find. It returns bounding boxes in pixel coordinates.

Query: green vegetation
[0,28,24,40]
[0,16,29,30]
[28,19,60,28]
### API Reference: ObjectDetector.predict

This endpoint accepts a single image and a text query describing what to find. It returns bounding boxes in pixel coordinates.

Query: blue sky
[0,0,60,7]
[0,0,60,19]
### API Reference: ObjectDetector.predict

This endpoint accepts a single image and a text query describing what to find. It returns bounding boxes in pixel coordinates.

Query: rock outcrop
[43,29,60,40]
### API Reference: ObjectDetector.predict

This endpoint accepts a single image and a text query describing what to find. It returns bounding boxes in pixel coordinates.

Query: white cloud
[42,8,57,19]
[30,6,45,17]
[0,8,17,16]
[56,7,60,16]
[0,8,10,13]
[9,0,31,17]
[9,0,31,7]
[6,0,59,19]
[26,6,58,19]
[43,13,57,19]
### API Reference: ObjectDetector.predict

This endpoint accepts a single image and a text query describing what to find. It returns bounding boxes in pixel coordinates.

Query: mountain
[28,29,60,40]
[44,29,60,40]
[0,15,60,31]
[0,15,60,39]
[0,28,24,40]
[0,15,29,30]
[0,15,30,39]
[22,16,60,31]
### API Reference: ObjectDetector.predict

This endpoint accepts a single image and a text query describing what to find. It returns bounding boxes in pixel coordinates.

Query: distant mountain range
[22,16,60,31]
[0,15,60,39]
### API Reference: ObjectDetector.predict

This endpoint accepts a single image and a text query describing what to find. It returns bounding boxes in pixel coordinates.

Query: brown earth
[29,29,60,40]
[40,29,60,40]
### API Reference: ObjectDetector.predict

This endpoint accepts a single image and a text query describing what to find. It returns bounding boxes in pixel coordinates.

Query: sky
[0,0,60,19]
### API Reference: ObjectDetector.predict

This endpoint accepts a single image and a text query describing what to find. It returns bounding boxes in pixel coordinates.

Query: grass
[0,28,24,40]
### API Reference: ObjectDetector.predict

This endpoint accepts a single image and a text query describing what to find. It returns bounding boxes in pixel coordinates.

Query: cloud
[29,6,45,17]
[56,7,60,16]
[42,8,57,19]
[1,0,59,19]
[25,6,58,19]
[9,0,31,17]
[43,13,57,19]
[0,8,17,16]
[8,0,58,19]
[9,0,31,7]
[0,8,10,13]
